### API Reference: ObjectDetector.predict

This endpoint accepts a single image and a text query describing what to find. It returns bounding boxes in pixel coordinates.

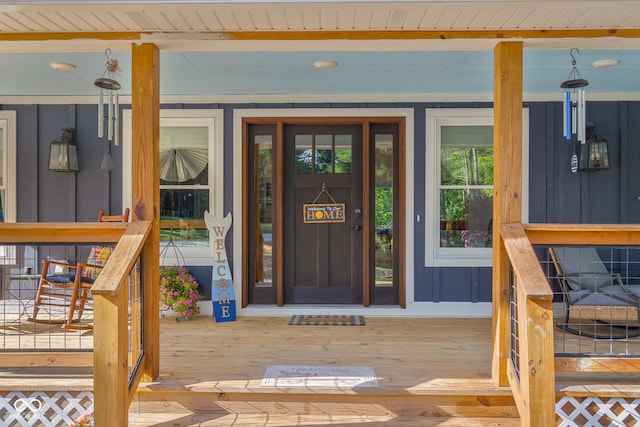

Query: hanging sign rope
[303,183,346,224]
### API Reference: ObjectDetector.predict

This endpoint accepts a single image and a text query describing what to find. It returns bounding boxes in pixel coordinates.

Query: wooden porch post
[131,42,160,381]
[491,41,523,387]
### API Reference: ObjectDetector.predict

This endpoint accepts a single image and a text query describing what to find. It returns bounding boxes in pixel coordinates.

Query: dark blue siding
[6,100,638,303]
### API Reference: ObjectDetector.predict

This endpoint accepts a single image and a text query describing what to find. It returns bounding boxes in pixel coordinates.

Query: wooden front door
[283,124,363,304]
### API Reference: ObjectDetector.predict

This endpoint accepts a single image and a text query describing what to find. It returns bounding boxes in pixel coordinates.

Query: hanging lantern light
[561,48,589,144]
[48,128,79,172]
[95,49,121,146]
[578,125,610,171]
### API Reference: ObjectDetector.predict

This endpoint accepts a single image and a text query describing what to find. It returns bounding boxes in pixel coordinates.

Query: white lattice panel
[557,396,640,426]
[0,391,93,426]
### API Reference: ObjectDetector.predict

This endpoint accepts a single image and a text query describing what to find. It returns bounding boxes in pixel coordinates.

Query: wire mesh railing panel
[0,244,100,352]
[509,266,521,380]
[128,258,144,385]
[539,245,640,357]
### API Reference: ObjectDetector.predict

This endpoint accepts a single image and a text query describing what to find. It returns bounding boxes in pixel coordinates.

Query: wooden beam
[0,352,92,367]
[131,42,160,382]
[491,41,523,389]
[2,28,640,43]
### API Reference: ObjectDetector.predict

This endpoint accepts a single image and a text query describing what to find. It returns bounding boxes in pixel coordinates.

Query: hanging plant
[160,266,203,320]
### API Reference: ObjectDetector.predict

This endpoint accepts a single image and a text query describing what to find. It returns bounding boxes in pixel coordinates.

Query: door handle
[353,225,362,231]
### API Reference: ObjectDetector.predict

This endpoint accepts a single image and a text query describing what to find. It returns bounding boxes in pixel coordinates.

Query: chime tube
[98,89,104,139]
[108,90,113,142]
[114,92,119,146]
[563,91,571,139]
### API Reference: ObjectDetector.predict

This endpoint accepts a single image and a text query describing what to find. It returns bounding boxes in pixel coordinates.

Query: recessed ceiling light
[314,60,337,70]
[592,59,618,69]
[50,62,76,71]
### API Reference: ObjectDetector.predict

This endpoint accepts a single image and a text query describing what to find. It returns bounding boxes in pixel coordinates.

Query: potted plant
[160,266,204,321]
[70,414,93,426]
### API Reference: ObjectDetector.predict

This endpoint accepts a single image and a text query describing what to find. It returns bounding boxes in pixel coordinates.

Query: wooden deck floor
[129,316,519,426]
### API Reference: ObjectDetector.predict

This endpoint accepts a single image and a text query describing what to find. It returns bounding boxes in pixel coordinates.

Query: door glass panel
[315,134,333,174]
[334,134,352,173]
[374,134,394,287]
[0,128,3,186]
[255,135,273,287]
[295,134,312,173]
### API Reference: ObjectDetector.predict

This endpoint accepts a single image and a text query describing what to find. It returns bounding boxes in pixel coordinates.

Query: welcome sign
[303,203,346,224]
[204,211,236,322]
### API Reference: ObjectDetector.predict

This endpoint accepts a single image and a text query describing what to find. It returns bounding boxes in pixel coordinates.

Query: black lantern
[48,128,79,172]
[578,126,609,171]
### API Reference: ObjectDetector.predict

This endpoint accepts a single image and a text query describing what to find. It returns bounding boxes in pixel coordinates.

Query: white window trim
[122,109,224,266]
[425,108,529,267]
[0,111,17,264]
[0,111,16,223]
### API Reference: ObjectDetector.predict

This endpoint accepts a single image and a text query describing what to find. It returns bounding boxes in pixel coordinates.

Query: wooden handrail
[501,224,553,299]
[0,222,127,243]
[93,220,153,427]
[91,221,152,297]
[523,223,640,245]
[501,223,555,427]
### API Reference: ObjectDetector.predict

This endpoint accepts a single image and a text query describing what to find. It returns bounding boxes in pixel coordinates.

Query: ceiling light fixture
[592,59,618,69]
[314,60,337,70]
[50,62,76,72]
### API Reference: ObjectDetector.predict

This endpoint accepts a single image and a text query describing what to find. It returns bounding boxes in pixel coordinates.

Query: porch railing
[502,223,640,426]
[0,220,154,426]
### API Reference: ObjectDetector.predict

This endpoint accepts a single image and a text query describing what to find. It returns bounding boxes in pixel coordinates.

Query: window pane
[334,134,352,173]
[295,134,312,173]
[374,134,394,287]
[441,146,493,186]
[160,126,208,185]
[441,125,493,147]
[0,128,3,187]
[160,189,210,247]
[255,135,273,287]
[315,134,333,174]
[440,189,493,248]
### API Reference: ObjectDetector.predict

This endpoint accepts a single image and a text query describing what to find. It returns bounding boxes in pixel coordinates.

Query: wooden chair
[550,246,640,339]
[28,209,129,329]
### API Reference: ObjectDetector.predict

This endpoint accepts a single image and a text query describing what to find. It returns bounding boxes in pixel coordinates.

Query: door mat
[261,365,378,388]
[289,315,365,326]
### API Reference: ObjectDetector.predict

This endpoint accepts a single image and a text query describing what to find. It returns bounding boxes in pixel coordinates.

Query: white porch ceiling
[0,1,638,98]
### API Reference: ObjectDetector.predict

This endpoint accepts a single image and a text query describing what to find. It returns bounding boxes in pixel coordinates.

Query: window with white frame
[123,109,224,266]
[425,108,528,267]
[0,111,17,264]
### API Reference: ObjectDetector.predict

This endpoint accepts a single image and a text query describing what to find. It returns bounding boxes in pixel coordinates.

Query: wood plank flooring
[129,316,519,426]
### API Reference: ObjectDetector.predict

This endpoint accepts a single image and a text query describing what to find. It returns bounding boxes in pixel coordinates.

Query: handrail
[523,223,640,245]
[92,220,153,427]
[501,223,555,427]
[0,221,155,426]
[0,222,127,243]
[92,221,152,297]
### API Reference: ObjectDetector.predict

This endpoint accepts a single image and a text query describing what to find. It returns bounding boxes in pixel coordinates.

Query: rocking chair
[550,246,640,339]
[28,209,129,329]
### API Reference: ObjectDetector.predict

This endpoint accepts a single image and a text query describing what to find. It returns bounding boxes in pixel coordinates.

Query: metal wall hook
[569,47,579,67]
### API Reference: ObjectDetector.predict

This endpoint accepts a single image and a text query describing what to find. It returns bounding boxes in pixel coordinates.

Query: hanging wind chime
[560,48,589,173]
[95,49,121,169]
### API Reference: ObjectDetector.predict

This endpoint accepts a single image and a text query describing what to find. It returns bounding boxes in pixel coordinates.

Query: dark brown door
[284,124,363,304]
